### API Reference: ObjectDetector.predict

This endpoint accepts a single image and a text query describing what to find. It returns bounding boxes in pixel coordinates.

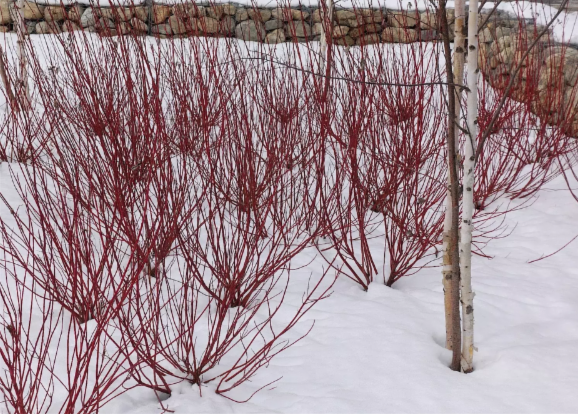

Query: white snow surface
[114,175,578,413]
[1,161,575,413]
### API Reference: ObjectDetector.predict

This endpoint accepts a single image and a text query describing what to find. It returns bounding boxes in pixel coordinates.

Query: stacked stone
[0,1,452,44]
[477,13,578,136]
[0,0,85,34]
[537,47,578,135]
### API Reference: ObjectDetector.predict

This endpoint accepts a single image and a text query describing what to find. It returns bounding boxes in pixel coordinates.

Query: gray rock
[420,29,439,41]
[110,7,133,22]
[265,19,283,31]
[235,8,248,21]
[36,20,61,33]
[235,20,265,42]
[80,8,95,27]
[223,4,236,16]
[207,5,225,19]
[279,8,308,21]
[26,21,35,34]
[248,8,271,22]
[95,17,115,32]
[335,10,356,24]
[349,23,381,38]
[133,6,148,22]
[265,28,285,43]
[151,5,171,24]
[332,25,349,38]
[419,11,437,30]
[335,35,355,46]
[312,22,323,36]
[286,21,311,38]
[118,21,131,34]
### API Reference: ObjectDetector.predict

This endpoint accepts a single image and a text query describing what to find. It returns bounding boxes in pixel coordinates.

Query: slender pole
[14,0,30,110]
[318,0,334,75]
[439,0,462,371]
[0,46,16,110]
[147,0,153,36]
[441,0,465,352]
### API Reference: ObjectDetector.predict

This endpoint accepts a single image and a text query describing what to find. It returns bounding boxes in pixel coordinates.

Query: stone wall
[0,1,454,42]
[0,1,577,135]
[477,14,578,136]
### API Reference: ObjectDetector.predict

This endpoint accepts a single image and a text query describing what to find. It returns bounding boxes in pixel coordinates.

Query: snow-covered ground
[1,168,577,412]
[85,173,577,414]
[1,29,578,414]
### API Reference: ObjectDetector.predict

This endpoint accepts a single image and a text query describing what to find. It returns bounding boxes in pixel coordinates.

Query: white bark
[443,0,466,351]
[442,196,453,349]
[460,0,479,374]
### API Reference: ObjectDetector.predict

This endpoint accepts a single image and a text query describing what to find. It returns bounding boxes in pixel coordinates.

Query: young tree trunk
[460,0,479,374]
[0,47,16,110]
[14,0,29,110]
[441,0,465,353]
[439,0,462,372]
[318,0,334,75]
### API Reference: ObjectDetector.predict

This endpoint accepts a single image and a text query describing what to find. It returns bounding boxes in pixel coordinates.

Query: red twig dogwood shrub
[112,41,336,399]
[0,160,150,413]
[317,64,382,290]
[367,43,447,285]
[4,29,337,404]
[0,45,51,163]
[314,41,448,287]
[29,31,208,282]
[476,18,577,203]
[476,73,575,205]
[0,253,62,414]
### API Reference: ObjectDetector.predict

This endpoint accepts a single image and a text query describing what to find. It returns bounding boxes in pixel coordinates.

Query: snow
[94,174,578,414]
[2,32,578,414]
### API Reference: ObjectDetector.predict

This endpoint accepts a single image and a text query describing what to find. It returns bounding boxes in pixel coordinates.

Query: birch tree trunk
[460,0,479,374]
[442,0,466,351]
[14,0,30,111]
